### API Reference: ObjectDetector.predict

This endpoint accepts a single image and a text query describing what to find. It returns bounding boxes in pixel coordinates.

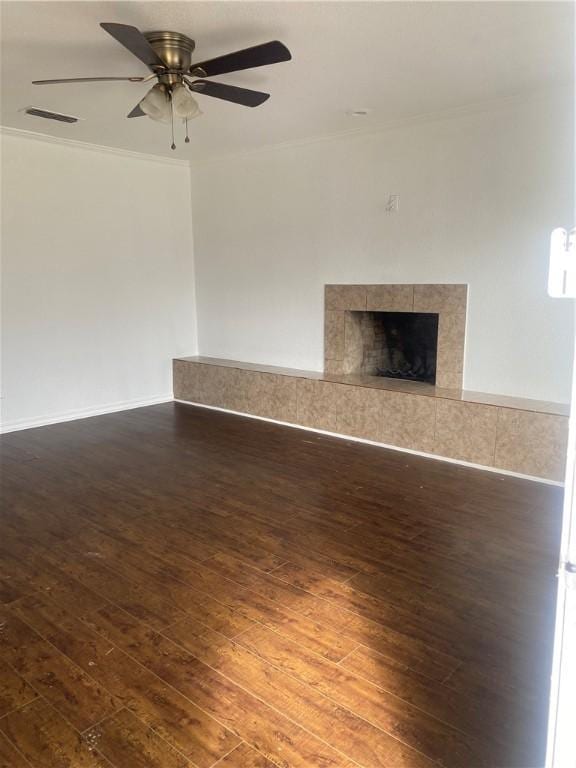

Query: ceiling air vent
[24,107,79,123]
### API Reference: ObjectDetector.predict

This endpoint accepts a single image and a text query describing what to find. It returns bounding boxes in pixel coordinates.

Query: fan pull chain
[185,119,190,144]
[170,95,176,151]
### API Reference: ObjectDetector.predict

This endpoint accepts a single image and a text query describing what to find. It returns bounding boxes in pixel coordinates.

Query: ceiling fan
[32,23,292,149]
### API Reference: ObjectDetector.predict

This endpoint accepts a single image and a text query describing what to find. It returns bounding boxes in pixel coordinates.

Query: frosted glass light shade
[140,84,171,123]
[171,84,201,120]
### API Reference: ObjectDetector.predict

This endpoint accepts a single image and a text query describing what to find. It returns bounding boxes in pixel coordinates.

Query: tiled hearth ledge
[173,356,569,483]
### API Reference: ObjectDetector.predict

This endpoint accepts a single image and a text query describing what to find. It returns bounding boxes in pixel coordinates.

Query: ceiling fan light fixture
[32,23,292,152]
[140,83,170,123]
[171,83,201,120]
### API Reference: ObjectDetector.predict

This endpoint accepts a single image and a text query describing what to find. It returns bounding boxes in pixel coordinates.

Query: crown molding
[192,84,572,167]
[0,125,190,167]
[2,84,570,169]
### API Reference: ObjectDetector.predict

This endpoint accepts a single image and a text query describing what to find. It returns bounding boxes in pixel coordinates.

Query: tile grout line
[156,539,474,671]
[70,525,373,666]
[37,583,246,768]
[334,643,361,666]
[159,621,439,768]
[0,724,35,768]
[77,614,248,765]
[0,694,118,768]
[440,660,465,687]
[231,618,478,742]
[338,569,361,585]
[2,600,225,768]
[264,560,289,575]
[0,685,41,720]
[87,520,403,659]
[0,643,114,740]
[76,510,522,666]
[208,742,240,767]
[37,514,505,734]
[1,607,121,738]
[80,706,128,737]
[207,741,254,767]
[85,605,363,768]
[493,406,501,466]
[147,572,473,751]
[83,705,199,768]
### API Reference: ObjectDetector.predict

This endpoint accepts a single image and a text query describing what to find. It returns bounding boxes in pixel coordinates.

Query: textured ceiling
[1,1,573,160]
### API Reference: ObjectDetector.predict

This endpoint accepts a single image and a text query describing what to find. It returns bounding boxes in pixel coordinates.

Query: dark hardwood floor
[0,402,563,768]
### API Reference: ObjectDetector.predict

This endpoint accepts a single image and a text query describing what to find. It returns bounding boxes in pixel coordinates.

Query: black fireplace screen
[375,312,438,384]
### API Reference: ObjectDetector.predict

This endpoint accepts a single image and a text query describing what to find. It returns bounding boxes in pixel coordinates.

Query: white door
[546,227,576,768]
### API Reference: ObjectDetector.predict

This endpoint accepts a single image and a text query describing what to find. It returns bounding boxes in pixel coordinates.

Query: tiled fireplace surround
[173,284,569,482]
[324,283,465,388]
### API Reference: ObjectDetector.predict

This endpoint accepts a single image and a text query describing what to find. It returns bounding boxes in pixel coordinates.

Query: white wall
[1,132,197,430]
[191,92,574,404]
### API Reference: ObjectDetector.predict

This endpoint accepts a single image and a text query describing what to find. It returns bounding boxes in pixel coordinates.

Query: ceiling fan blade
[100,23,166,70]
[127,102,146,118]
[188,80,269,107]
[190,40,291,77]
[32,76,148,85]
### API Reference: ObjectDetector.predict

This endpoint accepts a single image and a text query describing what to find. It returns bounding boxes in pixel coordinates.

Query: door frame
[546,384,576,767]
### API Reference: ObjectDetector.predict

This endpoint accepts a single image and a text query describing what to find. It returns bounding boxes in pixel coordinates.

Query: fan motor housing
[144,31,195,82]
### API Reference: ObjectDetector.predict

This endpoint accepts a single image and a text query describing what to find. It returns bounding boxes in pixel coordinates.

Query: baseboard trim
[174,399,564,487]
[0,394,174,434]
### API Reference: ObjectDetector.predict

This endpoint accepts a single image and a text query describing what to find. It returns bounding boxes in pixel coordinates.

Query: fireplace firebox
[344,311,439,384]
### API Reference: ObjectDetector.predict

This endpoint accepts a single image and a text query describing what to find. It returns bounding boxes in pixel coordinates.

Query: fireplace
[324,284,467,389]
[361,311,438,383]
[344,311,438,383]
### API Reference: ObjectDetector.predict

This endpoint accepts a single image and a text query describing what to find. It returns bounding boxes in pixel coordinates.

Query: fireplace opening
[347,311,439,384]
[376,312,438,383]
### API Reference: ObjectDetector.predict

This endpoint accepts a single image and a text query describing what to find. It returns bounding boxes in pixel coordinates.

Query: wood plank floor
[0,402,563,768]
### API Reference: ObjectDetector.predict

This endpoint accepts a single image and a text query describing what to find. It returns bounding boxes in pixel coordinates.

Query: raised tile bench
[173,356,569,482]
